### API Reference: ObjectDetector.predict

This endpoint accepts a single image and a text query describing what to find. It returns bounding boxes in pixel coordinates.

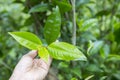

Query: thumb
[23,50,38,59]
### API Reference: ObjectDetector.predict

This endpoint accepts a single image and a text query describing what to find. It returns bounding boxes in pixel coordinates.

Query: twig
[71,0,76,45]
[25,0,42,35]
[0,60,12,71]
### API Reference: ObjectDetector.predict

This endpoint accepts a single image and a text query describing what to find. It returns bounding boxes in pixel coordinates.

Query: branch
[25,0,42,35]
[71,0,76,45]
[0,60,12,71]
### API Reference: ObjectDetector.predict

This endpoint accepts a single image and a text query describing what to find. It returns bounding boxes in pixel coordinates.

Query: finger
[47,57,52,66]
[24,50,38,59]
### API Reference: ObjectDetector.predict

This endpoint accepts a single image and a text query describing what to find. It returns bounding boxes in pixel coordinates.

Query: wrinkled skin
[9,50,52,80]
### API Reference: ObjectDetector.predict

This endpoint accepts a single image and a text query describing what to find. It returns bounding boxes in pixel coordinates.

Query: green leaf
[95,9,110,16]
[47,42,87,61]
[29,3,49,13]
[86,64,101,72]
[87,40,94,55]
[76,0,90,8]
[71,77,78,80]
[85,75,94,80]
[89,41,104,55]
[44,6,61,44]
[71,67,82,79]
[81,32,97,41]
[38,46,49,62]
[100,44,110,58]
[100,76,107,80]
[114,22,120,43]
[106,54,120,62]
[53,0,72,13]
[8,32,42,50]
[58,62,69,68]
[78,19,98,32]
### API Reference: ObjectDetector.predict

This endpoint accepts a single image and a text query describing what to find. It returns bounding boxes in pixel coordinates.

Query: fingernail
[31,50,37,53]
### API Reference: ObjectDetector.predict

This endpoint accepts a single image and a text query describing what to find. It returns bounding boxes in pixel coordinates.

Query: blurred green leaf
[8,48,16,59]
[48,42,87,61]
[86,64,101,72]
[81,32,97,41]
[85,75,94,80]
[53,0,72,13]
[71,68,82,79]
[29,3,49,13]
[76,0,90,7]
[87,40,94,55]
[95,10,110,16]
[71,77,78,80]
[114,22,120,43]
[44,6,61,44]
[58,62,69,68]
[100,76,107,80]
[78,19,98,32]
[89,41,104,55]
[115,13,120,18]
[106,54,120,62]
[113,71,120,79]
[100,44,110,58]
[8,32,42,50]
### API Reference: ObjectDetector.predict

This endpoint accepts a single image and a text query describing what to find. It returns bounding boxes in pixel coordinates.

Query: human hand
[9,50,52,80]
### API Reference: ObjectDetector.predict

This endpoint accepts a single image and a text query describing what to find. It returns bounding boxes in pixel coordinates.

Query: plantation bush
[0,0,120,80]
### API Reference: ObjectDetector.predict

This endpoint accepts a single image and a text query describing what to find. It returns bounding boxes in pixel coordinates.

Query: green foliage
[1,0,120,80]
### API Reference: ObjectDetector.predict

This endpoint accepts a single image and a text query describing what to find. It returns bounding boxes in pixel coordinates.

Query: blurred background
[0,0,120,80]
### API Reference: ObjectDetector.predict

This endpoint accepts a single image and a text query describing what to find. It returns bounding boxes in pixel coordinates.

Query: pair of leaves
[9,32,87,62]
[8,32,48,62]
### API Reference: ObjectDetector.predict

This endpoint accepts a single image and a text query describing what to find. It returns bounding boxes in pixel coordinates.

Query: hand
[9,50,52,80]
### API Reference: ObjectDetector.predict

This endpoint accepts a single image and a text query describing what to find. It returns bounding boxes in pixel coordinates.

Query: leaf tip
[78,57,87,61]
[8,32,12,35]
